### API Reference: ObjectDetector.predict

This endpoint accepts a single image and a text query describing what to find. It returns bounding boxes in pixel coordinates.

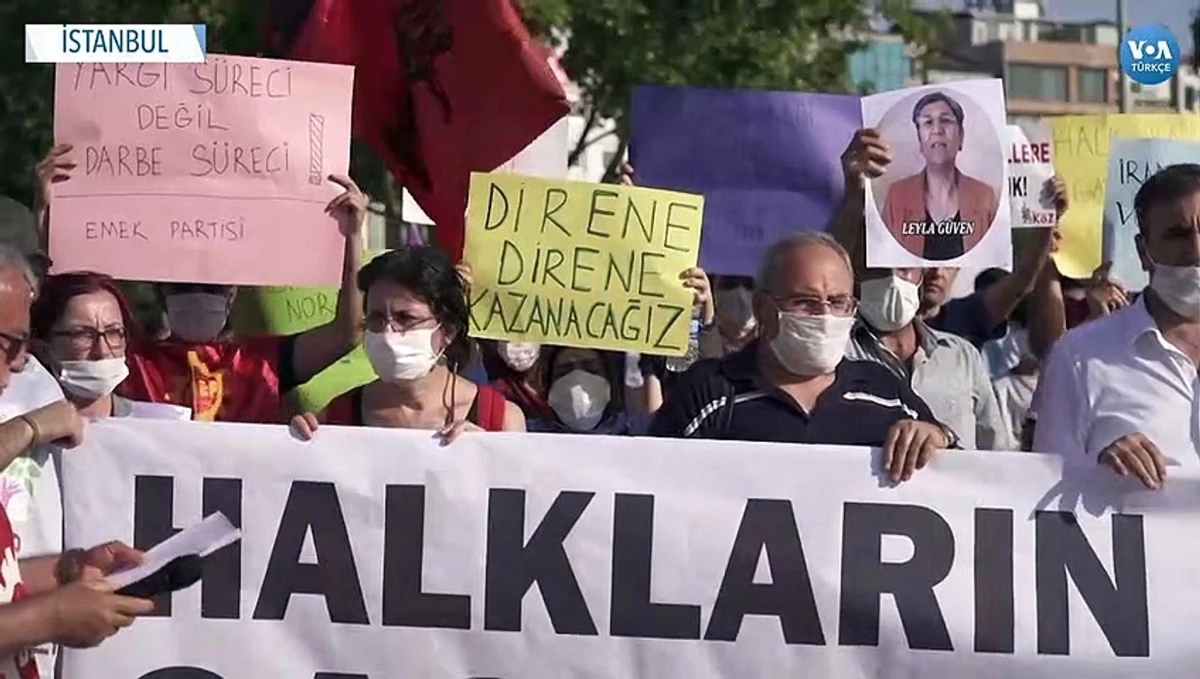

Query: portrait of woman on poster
[881,91,1000,261]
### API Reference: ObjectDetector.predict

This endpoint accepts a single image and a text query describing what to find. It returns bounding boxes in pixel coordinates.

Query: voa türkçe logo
[1119,24,1180,86]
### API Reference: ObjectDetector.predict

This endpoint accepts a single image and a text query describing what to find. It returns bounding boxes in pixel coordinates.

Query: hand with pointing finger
[325,174,367,237]
[1099,432,1168,489]
[35,144,76,210]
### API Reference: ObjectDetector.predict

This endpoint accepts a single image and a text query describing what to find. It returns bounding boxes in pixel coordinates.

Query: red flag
[282,0,569,260]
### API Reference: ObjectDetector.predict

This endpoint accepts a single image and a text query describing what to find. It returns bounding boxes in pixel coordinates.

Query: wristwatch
[939,423,961,449]
[54,548,86,586]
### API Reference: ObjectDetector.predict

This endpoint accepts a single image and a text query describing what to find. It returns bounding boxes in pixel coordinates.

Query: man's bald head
[0,244,35,394]
[0,243,36,297]
[754,232,856,343]
[756,232,853,297]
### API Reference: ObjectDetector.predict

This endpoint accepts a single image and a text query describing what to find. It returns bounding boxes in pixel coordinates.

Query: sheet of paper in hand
[464,172,703,356]
[50,56,354,286]
[107,511,240,590]
[862,79,1011,270]
[1007,123,1056,228]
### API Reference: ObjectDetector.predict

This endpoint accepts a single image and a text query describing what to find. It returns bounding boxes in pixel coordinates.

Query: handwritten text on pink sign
[51,56,355,286]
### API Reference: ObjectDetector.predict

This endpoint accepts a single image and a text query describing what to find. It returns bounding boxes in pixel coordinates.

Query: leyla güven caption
[466,173,704,355]
[65,59,300,245]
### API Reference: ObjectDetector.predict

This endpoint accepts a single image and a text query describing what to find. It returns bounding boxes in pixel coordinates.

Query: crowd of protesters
[0,106,1195,676]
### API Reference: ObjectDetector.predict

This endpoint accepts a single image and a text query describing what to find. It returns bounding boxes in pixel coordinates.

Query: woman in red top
[35,145,368,424]
[291,247,525,442]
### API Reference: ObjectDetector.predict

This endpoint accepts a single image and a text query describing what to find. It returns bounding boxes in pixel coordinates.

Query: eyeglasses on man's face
[773,295,858,317]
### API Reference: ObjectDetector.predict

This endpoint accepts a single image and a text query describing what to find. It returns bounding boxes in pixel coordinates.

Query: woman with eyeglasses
[290,247,525,443]
[34,145,369,424]
[31,272,190,420]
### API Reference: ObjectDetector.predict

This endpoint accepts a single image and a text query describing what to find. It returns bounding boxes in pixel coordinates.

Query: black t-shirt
[922,210,965,261]
[639,354,681,393]
[648,344,941,446]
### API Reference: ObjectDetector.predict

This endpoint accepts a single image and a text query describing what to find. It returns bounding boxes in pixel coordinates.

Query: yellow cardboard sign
[464,172,703,356]
[1050,114,1200,279]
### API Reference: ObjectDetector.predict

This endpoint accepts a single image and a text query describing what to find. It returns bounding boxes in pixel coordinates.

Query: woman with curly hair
[290,247,525,442]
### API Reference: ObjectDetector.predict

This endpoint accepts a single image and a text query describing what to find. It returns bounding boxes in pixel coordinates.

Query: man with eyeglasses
[0,243,155,677]
[649,232,955,483]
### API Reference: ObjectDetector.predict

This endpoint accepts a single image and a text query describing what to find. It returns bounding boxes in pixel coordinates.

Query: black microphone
[116,554,204,599]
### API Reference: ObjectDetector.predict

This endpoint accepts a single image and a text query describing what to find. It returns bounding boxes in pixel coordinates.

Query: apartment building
[849,33,913,93]
[922,0,1199,124]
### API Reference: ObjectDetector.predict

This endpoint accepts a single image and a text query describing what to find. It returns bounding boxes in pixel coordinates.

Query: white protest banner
[403,116,570,225]
[1102,137,1200,290]
[62,420,1200,678]
[1006,123,1056,228]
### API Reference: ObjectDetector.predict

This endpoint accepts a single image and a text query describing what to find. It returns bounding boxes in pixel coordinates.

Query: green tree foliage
[521,0,945,179]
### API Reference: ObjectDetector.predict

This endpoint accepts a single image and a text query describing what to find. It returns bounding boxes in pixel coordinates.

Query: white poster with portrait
[1007,123,1057,228]
[862,80,1011,269]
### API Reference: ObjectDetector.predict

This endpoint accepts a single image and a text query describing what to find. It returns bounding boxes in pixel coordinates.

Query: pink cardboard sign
[51,55,355,286]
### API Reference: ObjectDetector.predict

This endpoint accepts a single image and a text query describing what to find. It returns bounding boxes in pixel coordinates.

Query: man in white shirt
[0,241,155,677]
[1033,164,1200,488]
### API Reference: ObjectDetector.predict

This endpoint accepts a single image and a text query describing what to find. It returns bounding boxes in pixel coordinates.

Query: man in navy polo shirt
[649,232,955,483]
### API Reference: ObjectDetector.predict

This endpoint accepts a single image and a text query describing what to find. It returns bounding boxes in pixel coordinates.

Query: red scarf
[121,337,288,423]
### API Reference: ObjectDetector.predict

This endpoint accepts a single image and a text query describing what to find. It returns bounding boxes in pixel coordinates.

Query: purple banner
[631,86,862,276]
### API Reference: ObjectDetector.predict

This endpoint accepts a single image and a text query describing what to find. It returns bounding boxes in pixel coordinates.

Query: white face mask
[363,328,443,382]
[770,312,855,376]
[548,369,611,431]
[498,342,540,372]
[858,274,920,332]
[1150,263,1200,320]
[58,357,130,400]
[165,293,229,342]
